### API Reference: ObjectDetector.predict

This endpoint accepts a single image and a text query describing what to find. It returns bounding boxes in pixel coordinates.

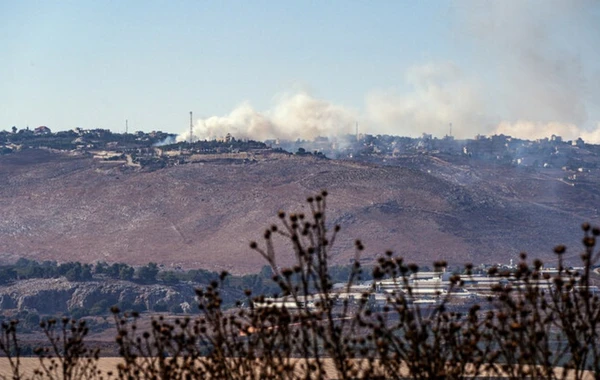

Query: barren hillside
[1,149,597,273]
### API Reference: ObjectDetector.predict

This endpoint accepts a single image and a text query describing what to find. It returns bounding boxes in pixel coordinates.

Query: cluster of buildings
[268,132,600,172]
[3,126,600,182]
[255,263,597,312]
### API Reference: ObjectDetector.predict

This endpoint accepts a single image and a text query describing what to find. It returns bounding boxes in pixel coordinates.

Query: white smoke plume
[583,123,600,143]
[178,1,599,144]
[365,1,600,142]
[457,0,600,141]
[177,93,358,142]
[493,121,600,143]
[365,62,490,139]
[494,121,582,141]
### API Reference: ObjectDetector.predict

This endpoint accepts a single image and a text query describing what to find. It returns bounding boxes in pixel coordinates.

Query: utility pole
[189,111,193,144]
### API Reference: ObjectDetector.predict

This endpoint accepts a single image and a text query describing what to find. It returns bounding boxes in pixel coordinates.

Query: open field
[0,357,594,379]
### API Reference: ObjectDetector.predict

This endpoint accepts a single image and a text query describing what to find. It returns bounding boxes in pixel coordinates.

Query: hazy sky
[1,1,599,142]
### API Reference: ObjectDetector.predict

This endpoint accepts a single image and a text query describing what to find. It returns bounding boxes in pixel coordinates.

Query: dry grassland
[0,357,595,379]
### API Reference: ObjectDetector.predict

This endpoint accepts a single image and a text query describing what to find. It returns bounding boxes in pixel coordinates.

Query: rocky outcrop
[0,278,197,314]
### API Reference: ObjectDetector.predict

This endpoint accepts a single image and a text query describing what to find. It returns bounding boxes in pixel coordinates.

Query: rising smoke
[459,0,600,141]
[177,93,358,143]
[178,0,599,143]
[364,62,490,138]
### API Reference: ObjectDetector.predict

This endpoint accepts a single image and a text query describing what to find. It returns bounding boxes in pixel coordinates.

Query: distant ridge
[0,148,596,273]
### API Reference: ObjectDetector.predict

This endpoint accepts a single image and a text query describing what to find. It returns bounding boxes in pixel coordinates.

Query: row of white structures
[254,269,598,310]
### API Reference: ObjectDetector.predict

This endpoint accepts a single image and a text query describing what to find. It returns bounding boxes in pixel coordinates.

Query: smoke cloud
[495,121,582,141]
[177,93,358,142]
[365,62,490,138]
[178,1,599,143]
[363,0,600,142]
[493,121,600,143]
[458,0,600,141]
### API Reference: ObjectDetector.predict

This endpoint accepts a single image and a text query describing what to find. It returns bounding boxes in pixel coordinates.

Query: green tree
[58,262,78,277]
[107,263,122,278]
[89,299,110,316]
[136,262,159,283]
[93,261,108,275]
[65,266,82,281]
[0,266,17,284]
[158,271,179,285]
[69,307,88,320]
[80,264,93,281]
[20,263,44,279]
[119,265,134,281]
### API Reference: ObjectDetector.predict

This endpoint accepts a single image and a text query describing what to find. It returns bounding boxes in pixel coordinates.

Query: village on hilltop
[2,126,599,185]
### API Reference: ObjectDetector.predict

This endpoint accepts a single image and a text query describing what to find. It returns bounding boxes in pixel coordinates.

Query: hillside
[1,148,597,273]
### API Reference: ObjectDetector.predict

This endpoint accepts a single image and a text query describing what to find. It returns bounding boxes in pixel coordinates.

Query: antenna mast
[189,111,193,144]
[125,119,128,134]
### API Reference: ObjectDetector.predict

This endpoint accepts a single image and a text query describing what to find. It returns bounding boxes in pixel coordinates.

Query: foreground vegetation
[2,191,600,379]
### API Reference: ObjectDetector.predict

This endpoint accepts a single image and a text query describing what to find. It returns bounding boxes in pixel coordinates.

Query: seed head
[554,245,566,255]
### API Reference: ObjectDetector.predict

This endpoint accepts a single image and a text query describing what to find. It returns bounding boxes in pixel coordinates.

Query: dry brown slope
[0,150,594,273]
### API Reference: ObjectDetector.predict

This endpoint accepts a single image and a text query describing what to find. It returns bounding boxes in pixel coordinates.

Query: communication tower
[189,111,193,144]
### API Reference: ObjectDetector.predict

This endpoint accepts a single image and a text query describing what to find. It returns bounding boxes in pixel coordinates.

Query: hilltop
[2,130,599,273]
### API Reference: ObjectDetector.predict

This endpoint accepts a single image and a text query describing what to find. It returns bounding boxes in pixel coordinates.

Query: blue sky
[1,1,599,141]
